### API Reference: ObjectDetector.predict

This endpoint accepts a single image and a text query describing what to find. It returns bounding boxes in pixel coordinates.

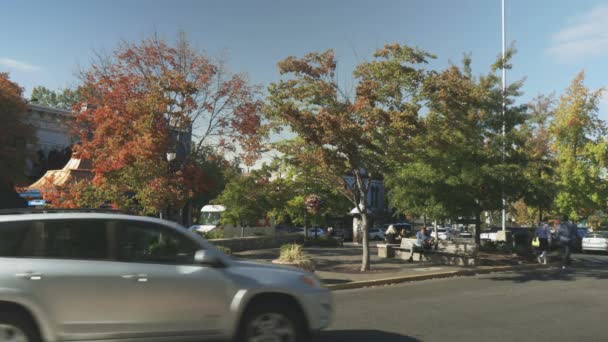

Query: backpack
[558,223,571,242]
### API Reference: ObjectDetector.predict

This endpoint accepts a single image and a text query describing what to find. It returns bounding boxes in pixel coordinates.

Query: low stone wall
[209,234,305,252]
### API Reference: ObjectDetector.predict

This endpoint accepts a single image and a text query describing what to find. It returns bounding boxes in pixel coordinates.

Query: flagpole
[501,0,507,232]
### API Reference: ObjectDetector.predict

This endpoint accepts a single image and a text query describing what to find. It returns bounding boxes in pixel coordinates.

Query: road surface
[318,254,608,342]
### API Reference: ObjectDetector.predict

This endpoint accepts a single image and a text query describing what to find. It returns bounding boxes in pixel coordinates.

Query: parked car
[582,231,608,253]
[430,227,449,240]
[368,227,385,241]
[296,227,326,238]
[0,210,331,342]
[334,227,352,240]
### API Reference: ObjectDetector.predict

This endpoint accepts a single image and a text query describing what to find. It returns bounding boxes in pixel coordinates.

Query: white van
[189,204,274,238]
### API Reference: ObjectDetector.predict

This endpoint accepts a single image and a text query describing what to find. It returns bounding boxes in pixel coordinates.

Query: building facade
[24,104,75,180]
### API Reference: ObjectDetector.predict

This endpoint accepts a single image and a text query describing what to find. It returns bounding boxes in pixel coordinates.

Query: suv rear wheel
[237,301,309,342]
[0,311,40,342]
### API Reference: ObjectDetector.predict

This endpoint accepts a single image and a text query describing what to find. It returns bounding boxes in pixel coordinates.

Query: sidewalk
[234,242,545,290]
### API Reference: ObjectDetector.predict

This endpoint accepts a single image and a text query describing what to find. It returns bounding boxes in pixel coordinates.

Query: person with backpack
[534,217,551,264]
[557,214,578,269]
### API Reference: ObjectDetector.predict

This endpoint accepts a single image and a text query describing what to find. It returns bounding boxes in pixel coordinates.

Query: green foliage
[266,44,433,270]
[550,72,608,221]
[385,51,529,236]
[215,245,232,255]
[199,230,225,240]
[212,173,268,227]
[31,86,81,110]
[518,94,558,218]
[278,244,310,262]
[0,73,36,185]
[263,154,351,228]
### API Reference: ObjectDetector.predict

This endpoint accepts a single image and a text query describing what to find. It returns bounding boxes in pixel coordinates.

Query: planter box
[272,259,316,273]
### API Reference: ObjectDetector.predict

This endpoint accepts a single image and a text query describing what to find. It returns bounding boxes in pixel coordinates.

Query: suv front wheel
[237,301,309,342]
[0,311,40,342]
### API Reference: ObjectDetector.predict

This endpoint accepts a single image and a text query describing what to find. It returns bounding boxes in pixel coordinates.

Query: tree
[100,32,266,166]
[519,94,557,222]
[30,86,81,110]
[266,45,431,271]
[0,73,36,186]
[212,172,268,236]
[263,151,352,234]
[550,72,608,221]
[385,52,529,246]
[51,34,265,214]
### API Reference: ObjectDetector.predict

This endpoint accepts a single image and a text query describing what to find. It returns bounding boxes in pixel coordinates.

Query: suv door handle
[15,272,43,280]
[121,274,148,282]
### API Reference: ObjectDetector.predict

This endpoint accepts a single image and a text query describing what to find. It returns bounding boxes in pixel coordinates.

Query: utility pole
[501,0,507,232]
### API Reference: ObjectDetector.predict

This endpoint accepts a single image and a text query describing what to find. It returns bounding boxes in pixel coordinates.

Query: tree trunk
[352,217,360,243]
[474,211,481,246]
[304,209,308,241]
[433,220,438,250]
[360,212,370,271]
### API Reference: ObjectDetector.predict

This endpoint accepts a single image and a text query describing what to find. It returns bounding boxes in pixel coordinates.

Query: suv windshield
[198,212,221,225]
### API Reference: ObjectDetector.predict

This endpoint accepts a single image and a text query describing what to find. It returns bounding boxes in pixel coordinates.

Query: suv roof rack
[0,208,125,215]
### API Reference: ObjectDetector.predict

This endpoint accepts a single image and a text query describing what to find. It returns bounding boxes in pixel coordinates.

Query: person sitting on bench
[405,227,434,263]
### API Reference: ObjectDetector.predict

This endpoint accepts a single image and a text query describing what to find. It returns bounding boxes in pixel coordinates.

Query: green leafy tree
[212,173,268,235]
[550,72,608,221]
[30,86,81,110]
[518,94,557,223]
[264,152,351,234]
[385,52,529,245]
[266,45,431,270]
[0,73,36,186]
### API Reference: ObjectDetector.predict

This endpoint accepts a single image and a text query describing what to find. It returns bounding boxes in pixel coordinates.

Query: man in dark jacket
[557,214,578,269]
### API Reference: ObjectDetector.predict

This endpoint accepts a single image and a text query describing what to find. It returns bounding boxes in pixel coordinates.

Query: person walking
[534,217,551,264]
[557,215,578,269]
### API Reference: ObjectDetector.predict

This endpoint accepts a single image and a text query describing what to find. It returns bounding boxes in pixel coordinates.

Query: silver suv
[0,211,331,342]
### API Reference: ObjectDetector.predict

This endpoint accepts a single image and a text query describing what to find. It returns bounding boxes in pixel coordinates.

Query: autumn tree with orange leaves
[49,34,265,215]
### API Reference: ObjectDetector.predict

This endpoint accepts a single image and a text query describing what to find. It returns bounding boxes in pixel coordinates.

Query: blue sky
[2,0,608,121]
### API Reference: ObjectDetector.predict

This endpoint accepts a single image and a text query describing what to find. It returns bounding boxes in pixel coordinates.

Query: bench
[332,236,344,247]
[385,238,479,266]
[377,244,400,258]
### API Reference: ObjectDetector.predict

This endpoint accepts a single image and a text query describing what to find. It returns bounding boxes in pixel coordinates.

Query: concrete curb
[324,263,551,290]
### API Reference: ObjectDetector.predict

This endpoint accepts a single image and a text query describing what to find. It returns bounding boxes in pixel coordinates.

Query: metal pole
[501,0,507,232]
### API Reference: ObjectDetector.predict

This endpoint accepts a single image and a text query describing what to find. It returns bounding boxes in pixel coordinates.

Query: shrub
[277,244,315,272]
[480,240,511,254]
[215,245,232,255]
[253,232,266,236]
[199,230,225,240]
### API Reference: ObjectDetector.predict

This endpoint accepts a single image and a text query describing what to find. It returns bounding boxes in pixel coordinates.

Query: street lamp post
[160,151,177,220]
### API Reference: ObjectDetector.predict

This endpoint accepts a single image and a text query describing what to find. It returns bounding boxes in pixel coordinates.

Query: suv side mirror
[194,250,224,267]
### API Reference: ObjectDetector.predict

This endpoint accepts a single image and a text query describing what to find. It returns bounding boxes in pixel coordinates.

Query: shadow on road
[317,330,420,342]
[486,261,608,284]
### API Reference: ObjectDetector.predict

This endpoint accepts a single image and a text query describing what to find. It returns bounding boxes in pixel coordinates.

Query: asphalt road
[317,253,608,342]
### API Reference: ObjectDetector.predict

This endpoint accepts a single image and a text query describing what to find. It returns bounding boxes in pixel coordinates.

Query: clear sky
[2,0,608,121]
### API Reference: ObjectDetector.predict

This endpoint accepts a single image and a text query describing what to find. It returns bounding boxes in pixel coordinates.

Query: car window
[118,221,200,265]
[0,221,30,257]
[42,220,112,260]
[13,219,112,260]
